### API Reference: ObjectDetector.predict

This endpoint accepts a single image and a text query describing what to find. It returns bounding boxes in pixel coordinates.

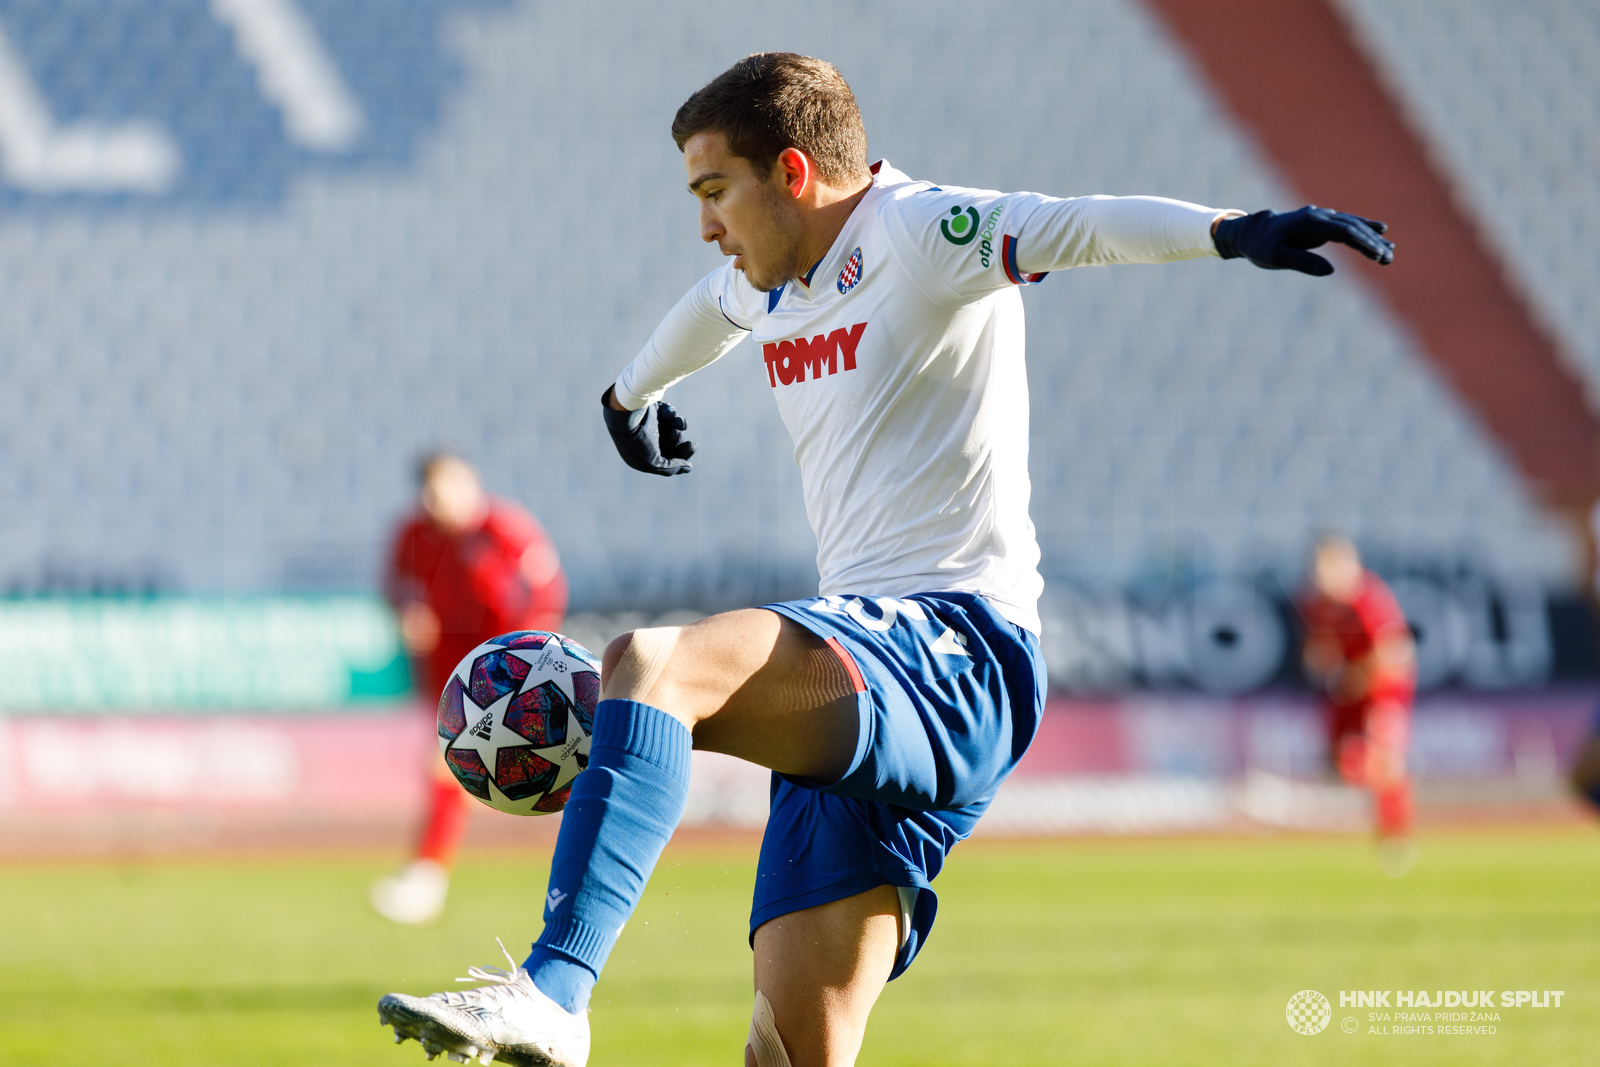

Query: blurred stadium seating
[1337,0,1600,409]
[0,1,1596,844]
[0,0,1579,616]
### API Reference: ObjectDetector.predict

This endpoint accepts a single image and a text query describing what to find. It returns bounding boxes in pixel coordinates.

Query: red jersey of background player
[370,454,568,923]
[1298,562,1414,713]
[385,465,567,699]
[1297,536,1417,862]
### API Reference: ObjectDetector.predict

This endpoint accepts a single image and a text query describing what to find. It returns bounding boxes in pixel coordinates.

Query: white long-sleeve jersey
[614,161,1232,632]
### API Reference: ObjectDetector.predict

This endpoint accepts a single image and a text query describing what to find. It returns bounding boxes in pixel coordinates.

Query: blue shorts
[751,591,1045,979]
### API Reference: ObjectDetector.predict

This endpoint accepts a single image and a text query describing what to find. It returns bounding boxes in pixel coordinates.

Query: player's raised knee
[600,625,683,703]
[601,632,633,687]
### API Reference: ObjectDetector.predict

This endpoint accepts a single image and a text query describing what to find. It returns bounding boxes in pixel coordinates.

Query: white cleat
[370,859,450,925]
[377,939,589,1067]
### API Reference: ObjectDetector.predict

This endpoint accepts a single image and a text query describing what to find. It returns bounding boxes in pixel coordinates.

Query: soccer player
[1297,535,1418,876]
[1572,728,1600,812]
[370,453,567,924]
[378,54,1393,1066]
[1568,501,1600,812]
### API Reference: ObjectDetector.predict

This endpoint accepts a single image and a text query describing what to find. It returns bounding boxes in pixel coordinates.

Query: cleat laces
[379,937,582,1066]
[457,937,523,986]
[429,938,531,1014]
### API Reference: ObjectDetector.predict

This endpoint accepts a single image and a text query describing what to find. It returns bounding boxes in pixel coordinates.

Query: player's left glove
[601,388,695,476]
[1213,206,1394,276]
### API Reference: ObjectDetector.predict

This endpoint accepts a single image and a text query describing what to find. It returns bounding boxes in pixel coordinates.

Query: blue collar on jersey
[768,256,825,312]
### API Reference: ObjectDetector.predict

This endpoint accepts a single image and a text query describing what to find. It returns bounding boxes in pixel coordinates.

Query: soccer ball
[437,630,600,815]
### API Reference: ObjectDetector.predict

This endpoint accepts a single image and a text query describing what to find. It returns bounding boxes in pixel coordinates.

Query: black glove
[1213,206,1394,276]
[601,388,695,476]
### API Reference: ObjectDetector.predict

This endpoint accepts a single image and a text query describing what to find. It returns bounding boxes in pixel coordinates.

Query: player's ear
[775,147,811,200]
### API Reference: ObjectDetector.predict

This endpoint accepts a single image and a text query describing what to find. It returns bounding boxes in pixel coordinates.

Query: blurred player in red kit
[1298,535,1417,876]
[369,453,567,923]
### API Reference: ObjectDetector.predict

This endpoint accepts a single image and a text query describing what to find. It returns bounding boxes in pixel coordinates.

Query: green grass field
[0,829,1594,1065]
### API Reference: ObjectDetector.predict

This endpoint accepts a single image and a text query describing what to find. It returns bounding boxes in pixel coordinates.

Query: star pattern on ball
[547,741,586,792]
[445,689,529,772]
[485,774,555,816]
[505,641,586,704]
[445,673,590,814]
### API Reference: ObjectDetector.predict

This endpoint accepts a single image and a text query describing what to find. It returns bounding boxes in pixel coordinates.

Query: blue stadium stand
[0,0,1577,619]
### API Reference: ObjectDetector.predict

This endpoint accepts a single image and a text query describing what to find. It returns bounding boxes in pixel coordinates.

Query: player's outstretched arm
[1213,206,1394,276]
[913,192,1395,291]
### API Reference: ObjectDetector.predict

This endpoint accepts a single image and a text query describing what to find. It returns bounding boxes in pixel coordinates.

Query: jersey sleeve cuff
[1001,234,1048,285]
[1209,210,1247,256]
[611,376,655,411]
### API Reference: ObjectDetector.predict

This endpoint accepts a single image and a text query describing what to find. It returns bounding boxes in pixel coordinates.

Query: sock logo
[470,710,495,741]
[546,888,567,913]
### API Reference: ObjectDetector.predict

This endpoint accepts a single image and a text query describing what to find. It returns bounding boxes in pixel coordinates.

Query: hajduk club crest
[837,246,863,294]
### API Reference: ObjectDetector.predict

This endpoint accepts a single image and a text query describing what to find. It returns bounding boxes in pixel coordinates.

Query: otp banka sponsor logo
[940,205,979,244]
[939,202,1006,266]
[762,322,867,388]
[0,1,500,209]
[975,201,1005,268]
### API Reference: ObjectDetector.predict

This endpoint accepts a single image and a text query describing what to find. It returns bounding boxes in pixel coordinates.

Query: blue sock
[523,699,691,1014]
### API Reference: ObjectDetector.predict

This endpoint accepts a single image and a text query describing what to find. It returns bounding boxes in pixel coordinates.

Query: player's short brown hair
[671,53,869,185]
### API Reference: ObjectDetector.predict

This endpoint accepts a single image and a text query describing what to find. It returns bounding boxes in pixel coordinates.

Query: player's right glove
[1213,206,1394,276]
[601,388,695,476]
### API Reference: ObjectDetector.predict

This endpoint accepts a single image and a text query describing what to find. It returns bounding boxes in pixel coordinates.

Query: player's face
[684,131,804,292]
[421,459,486,535]
[1312,541,1363,601]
